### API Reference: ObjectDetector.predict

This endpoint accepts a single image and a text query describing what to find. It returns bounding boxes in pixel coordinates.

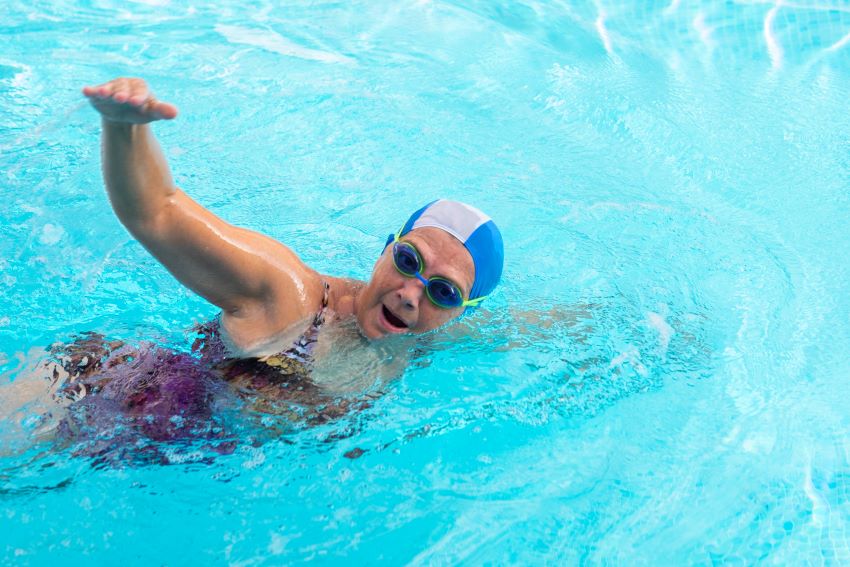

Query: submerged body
[59,287,332,440]
[1,286,404,462]
[42,312,397,462]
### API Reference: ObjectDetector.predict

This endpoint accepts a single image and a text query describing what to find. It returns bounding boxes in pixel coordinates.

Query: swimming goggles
[391,233,485,309]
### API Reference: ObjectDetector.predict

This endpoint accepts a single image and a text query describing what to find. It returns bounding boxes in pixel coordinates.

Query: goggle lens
[392,242,465,309]
[426,278,463,308]
[393,242,421,276]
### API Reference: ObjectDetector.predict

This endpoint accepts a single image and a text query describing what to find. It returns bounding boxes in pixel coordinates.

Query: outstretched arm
[83,78,321,332]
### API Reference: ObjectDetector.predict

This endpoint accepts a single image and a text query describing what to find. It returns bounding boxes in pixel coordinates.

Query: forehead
[404,227,475,290]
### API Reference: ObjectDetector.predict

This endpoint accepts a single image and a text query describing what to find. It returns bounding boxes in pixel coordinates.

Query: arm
[437,303,598,352]
[83,78,322,333]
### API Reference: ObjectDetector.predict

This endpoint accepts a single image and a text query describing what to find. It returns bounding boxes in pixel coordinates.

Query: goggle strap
[461,295,486,307]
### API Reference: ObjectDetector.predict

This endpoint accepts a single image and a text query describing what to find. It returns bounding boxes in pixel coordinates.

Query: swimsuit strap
[317,280,330,323]
[283,280,329,362]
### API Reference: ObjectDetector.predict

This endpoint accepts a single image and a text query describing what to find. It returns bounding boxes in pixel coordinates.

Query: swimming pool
[3,0,850,563]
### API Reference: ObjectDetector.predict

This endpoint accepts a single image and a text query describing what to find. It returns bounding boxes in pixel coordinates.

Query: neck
[325,276,365,317]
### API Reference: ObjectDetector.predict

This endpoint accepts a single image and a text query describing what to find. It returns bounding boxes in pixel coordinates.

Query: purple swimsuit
[54,284,345,463]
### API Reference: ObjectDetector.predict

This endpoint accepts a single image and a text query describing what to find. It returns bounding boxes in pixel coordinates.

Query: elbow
[118,195,179,242]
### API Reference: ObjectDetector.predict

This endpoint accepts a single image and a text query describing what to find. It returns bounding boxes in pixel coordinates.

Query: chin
[354,311,384,340]
[361,327,384,340]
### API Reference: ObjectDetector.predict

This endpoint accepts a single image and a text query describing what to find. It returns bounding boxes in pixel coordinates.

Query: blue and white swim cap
[387,199,504,302]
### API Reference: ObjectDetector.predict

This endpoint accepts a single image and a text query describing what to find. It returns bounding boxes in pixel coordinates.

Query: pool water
[3,0,850,563]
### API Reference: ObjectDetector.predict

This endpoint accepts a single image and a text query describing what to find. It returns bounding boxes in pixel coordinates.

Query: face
[355,227,475,340]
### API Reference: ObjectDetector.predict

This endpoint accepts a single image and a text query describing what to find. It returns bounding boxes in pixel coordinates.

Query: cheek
[375,268,412,300]
[370,256,400,290]
[361,282,385,312]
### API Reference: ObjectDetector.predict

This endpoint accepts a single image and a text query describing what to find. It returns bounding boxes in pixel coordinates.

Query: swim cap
[386,199,504,302]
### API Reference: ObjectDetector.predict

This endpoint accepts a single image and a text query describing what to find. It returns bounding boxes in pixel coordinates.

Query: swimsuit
[54,283,342,461]
[191,281,332,414]
[194,281,329,374]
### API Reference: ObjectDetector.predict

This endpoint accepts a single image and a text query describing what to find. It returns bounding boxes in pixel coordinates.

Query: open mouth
[381,305,408,330]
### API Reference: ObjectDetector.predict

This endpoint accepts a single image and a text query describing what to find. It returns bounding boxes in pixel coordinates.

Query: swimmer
[1,77,504,460]
[80,77,504,357]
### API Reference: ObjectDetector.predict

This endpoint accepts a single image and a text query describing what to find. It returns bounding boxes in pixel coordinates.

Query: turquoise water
[3,0,850,563]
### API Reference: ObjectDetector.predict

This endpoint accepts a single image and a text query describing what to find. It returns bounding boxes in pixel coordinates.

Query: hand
[82,77,178,124]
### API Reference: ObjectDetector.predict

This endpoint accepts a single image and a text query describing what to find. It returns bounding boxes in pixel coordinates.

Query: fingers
[82,77,150,106]
[152,101,179,120]
[128,92,147,106]
[142,97,179,120]
[81,77,178,121]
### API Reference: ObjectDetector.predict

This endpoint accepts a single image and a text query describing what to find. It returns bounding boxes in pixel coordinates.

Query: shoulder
[222,267,327,352]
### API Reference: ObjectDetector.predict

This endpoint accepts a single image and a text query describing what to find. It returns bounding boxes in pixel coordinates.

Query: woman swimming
[81,77,503,354]
[4,77,505,459]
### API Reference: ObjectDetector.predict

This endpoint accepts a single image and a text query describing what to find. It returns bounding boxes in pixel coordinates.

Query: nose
[396,276,426,311]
